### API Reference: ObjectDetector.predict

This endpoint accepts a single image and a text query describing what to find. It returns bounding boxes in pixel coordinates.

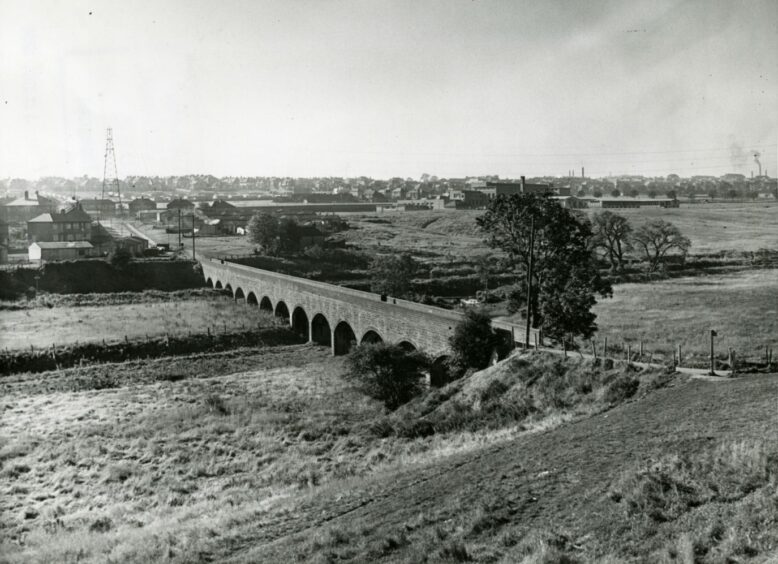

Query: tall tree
[277,217,301,254]
[477,194,611,340]
[631,219,691,272]
[247,212,279,254]
[369,253,418,299]
[591,211,632,272]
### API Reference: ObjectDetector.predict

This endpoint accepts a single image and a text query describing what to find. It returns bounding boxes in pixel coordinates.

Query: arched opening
[206,278,214,288]
[311,314,331,347]
[214,280,223,289]
[398,341,417,352]
[274,301,290,323]
[334,321,357,356]
[259,296,273,313]
[361,330,383,345]
[494,328,514,360]
[234,287,245,302]
[224,283,232,295]
[246,292,258,306]
[430,355,451,388]
[292,307,310,340]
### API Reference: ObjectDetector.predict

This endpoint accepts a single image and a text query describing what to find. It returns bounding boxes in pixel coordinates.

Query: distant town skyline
[1,0,776,180]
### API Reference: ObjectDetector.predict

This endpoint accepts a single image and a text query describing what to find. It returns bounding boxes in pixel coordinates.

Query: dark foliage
[449,309,500,372]
[477,194,611,340]
[346,343,429,410]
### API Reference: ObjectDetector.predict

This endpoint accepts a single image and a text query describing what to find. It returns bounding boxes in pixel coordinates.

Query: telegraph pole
[709,329,717,375]
[192,212,196,260]
[524,216,535,350]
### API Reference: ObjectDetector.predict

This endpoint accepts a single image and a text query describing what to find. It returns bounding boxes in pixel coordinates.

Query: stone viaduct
[200,257,534,363]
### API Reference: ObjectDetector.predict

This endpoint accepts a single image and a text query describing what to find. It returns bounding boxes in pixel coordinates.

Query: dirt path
[214,373,778,562]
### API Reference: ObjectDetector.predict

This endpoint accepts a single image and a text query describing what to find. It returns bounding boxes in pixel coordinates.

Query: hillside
[2,347,776,563]
[229,369,778,563]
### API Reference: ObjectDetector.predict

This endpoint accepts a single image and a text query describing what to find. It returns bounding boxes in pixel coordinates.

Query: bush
[449,309,500,373]
[346,343,429,410]
[108,247,132,269]
[603,374,640,404]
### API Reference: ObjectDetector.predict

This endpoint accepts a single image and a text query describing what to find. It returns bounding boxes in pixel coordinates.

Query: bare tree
[591,211,632,272]
[631,219,691,272]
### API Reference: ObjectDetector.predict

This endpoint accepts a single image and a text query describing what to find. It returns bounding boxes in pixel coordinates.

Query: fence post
[603,337,608,359]
[677,344,682,367]
[590,340,597,359]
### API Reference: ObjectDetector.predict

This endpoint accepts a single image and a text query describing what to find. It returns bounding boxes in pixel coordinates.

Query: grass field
[585,202,778,254]
[592,270,778,364]
[1,346,776,563]
[133,201,777,262]
[0,293,276,351]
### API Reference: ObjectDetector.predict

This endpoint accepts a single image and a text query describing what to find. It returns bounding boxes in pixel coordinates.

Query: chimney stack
[520,176,526,192]
[581,167,585,178]
[24,190,29,200]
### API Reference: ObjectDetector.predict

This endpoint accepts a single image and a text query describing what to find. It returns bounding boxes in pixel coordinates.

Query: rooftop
[30,241,94,249]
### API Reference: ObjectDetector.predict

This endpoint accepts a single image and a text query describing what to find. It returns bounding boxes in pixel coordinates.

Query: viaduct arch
[200,257,532,357]
[201,258,465,357]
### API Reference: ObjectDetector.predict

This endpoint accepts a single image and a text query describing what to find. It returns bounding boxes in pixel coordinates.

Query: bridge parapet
[200,257,539,357]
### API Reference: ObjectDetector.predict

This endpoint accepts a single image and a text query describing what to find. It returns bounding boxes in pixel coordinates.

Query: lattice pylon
[101,127,121,220]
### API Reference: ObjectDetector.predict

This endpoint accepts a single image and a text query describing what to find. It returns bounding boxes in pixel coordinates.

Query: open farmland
[592,269,778,364]
[0,292,274,351]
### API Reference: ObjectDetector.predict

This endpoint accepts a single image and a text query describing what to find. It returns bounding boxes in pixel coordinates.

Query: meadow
[592,269,778,365]
[1,344,776,563]
[0,292,273,351]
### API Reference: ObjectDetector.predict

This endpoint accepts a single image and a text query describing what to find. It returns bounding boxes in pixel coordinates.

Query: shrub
[346,343,429,410]
[603,375,639,404]
[203,394,229,415]
[108,247,133,269]
[449,309,500,373]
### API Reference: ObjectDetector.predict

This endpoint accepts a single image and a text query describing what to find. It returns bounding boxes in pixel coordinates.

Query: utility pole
[192,212,196,260]
[709,329,717,375]
[524,216,535,350]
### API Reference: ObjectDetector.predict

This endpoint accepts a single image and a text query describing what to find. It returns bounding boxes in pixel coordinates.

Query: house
[167,198,195,211]
[460,190,490,208]
[29,241,95,262]
[208,199,236,210]
[27,203,93,243]
[1,191,58,223]
[128,198,157,216]
[79,198,116,218]
[114,236,148,255]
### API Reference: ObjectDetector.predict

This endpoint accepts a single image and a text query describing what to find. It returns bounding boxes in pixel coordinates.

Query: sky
[1,0,776,180]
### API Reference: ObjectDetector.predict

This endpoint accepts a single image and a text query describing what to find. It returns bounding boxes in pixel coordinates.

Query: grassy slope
[234,371,778,564]
[0,294,277,351]
[591,270,778,364]
[2,346,776,563]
